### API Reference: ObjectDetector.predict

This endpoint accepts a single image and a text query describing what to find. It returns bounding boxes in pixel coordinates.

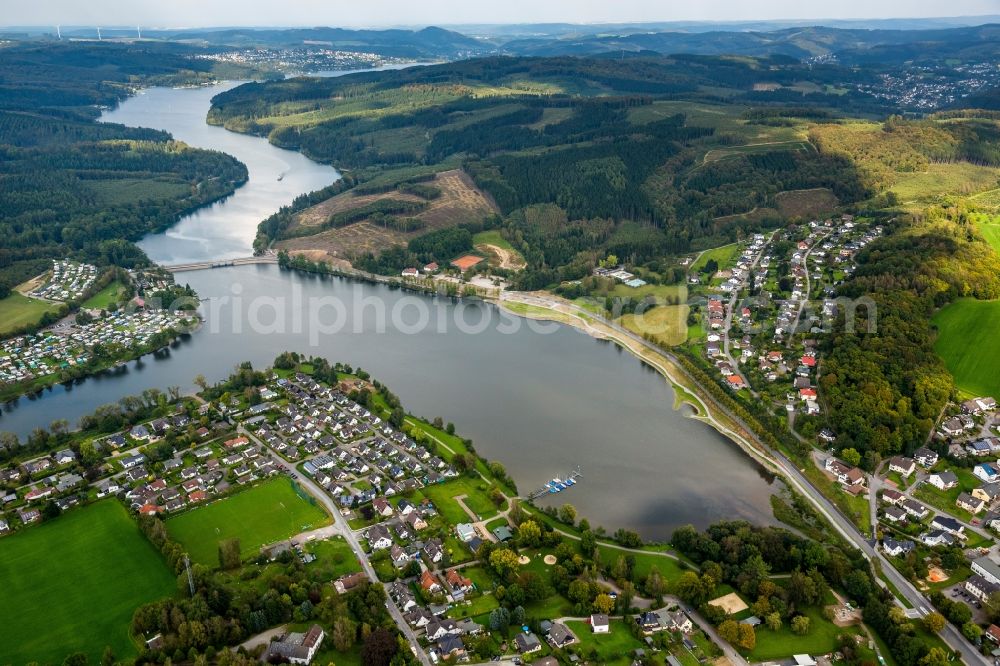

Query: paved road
[239,426,432,666]
[501,292,987,665]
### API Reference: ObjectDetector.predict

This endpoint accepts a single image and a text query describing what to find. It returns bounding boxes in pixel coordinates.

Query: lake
[0,79,779,539]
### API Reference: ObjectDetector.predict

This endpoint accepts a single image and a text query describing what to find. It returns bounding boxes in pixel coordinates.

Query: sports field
[166,478,331,566]
[0,500,175,664]
[933,298,1000,399]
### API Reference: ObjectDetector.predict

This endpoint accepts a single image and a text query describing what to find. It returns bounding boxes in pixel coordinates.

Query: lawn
[746,605,855,661]
[595,544,690,585]
[82,280,126,310]
[564,619,646,665]
[166,478,331,566]
[974,212,1000,254]
[0,291,61,335]
[421,477,502,524]
[933,298,1000,399]
[0,500,175,664]
[306,536,362,578]
[690,243,741,274]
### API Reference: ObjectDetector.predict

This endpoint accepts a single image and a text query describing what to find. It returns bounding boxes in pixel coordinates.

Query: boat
[564,477,576,486]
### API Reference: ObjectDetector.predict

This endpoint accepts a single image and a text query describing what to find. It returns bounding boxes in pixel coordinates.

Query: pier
[527,467,582,500]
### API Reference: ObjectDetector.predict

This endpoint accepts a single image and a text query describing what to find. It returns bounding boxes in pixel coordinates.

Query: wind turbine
[56,25,62,40]
[97,26,102,41]
[137,25,141,39]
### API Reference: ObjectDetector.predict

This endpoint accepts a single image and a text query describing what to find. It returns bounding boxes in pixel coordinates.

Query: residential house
[888,456,915,478]
[921,530,955,547]
[591,614,610,634]
[514,632,542,655]
[825,458,864,487]
[930,515,965,537]
[425,618,459,641]
[881,488,905,505]
[365,524,393,550]
[966,574,1000,602]
[902,499,929,519]
[883,506,907,523]
[914,447,939,468]
[957,492,985,514]
[334,572,368,594]
[973,483,1000,504]
[927,471,958,490]
[882,538,915,557]
[266,625,324,665]
[420,570,442,595]
[546,623,578,649]
[455,523,476,542]
[972,556,1000,585]
[975,463,1000,484]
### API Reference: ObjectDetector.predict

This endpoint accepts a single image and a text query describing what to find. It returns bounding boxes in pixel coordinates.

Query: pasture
[933,298,1000,399]
[973,212,1000,254]
[0,291,61,335]
[166,478,331,566]
[620,305,690,346]
[0,500,175,664]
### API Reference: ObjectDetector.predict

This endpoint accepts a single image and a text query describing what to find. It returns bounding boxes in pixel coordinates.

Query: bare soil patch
[707,592,748,615]
[279,169,499,265]
[774,187,839,218]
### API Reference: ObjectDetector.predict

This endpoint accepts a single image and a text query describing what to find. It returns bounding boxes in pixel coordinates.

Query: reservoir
[0,80,779,539]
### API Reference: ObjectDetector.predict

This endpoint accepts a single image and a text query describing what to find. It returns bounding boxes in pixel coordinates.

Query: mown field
[82,280,126,310]
[0,500,175,664]
[0,291,61,335]
[933,297,1000,399]
[620,305,690,346]
[166,478,331,566]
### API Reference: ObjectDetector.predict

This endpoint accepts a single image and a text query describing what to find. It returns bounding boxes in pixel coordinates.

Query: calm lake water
[0,79,779,538]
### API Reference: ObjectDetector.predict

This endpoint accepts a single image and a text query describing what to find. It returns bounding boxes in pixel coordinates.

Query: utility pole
[184,554,195,597]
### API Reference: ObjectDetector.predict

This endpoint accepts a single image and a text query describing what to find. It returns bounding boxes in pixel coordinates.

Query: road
[500,291,987,665]
[239,425,432,666]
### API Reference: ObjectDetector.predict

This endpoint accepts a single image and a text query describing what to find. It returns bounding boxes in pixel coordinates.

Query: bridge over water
[162,255,278,273]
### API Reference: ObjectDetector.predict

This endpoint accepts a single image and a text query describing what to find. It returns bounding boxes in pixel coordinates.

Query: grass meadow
[933,298,1000,399]
[166,478,330,566]
[0,500,175,664]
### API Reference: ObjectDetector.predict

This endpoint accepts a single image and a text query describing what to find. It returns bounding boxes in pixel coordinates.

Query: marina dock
[528,468,582,500]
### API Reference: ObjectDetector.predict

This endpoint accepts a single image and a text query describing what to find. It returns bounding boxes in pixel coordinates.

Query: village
[0,361,735,666]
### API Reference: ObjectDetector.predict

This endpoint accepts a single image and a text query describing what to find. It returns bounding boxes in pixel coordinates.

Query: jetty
[527,468,582,500]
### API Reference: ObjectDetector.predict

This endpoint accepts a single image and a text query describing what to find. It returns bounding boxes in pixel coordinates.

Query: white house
[975,463,1000,484]
[927,471,958,490]
[887,456,915,478]
[591,614,610,634]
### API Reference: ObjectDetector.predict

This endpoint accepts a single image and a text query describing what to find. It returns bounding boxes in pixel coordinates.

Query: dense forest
[0,42,255,297]
[821,205,1000,460]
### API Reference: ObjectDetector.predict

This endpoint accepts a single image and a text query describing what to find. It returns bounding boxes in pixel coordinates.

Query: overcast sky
[4,0,1000,28]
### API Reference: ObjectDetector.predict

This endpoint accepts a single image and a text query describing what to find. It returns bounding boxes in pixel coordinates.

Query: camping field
[0,291,60,335]
[166,478,331,565]
[0,500,175,664]
[933,298,1000,399]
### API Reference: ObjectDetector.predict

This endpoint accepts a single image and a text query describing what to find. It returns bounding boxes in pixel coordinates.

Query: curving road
[239,425,432,666]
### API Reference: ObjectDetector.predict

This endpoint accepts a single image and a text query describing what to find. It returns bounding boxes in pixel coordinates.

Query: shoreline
[496,291,787,479]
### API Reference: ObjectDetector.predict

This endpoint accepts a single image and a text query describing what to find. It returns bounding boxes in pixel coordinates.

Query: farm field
[933,298,1000,399]
[166,478,331,566]
[279,169,498,264]
[0,500,175,664]
[0,291,61,335]
[619,305,690,346]
[82,280,126,310]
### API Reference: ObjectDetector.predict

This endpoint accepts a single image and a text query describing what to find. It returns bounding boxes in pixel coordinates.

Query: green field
[420,477,501,524]
[933,298,1000,399]
[166,479,331,566]
[0,291,61,335]
[747,606,856,661]
[690,243,741,274]
[974,212,1000,254]
[82,280,126,310]
[0,500,175,664]
[620,305,690,346]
